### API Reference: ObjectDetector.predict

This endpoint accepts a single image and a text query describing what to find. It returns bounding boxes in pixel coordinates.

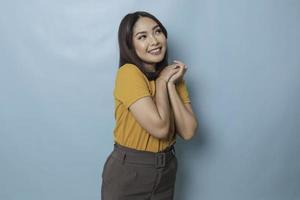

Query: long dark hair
[118,11,168,80]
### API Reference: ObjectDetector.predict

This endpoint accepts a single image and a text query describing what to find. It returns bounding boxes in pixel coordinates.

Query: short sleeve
[176,79,191,104]
[114,64,151,109]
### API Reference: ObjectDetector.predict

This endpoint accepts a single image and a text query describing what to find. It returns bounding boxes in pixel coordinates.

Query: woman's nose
[149,35,159,45]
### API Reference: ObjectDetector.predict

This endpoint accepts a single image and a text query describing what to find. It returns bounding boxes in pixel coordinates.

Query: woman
[101,11,198,200]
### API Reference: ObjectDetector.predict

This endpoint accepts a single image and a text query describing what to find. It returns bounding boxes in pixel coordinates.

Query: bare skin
[167,60,198,140]
[129,64,180,139]
[129,61,198,140]
[129,16,198,139]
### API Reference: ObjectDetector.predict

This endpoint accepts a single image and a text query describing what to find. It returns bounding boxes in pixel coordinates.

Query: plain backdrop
[0,0,299,200]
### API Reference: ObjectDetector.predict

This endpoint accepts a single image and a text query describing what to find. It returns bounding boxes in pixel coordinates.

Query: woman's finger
[173,60,186,68]
[173,60,184,65]
[168,64,179,69]
[179,65,185,72]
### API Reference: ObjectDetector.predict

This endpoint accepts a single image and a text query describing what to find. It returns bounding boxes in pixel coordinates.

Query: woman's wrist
[156,77,168,84]
[167,81,175,88]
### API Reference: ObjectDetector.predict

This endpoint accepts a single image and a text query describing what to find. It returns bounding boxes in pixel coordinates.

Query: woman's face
[132,17,167,67]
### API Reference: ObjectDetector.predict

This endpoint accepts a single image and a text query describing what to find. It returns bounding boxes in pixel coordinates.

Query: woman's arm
[167,82,198,140]
[129,80,170,139]
[166,60,198,140]
[129,65,179,139]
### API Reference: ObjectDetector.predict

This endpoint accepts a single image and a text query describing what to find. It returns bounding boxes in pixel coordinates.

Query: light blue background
[1,0,299,199]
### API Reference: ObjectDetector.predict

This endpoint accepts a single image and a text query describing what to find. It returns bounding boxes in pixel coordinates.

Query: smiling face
[132,17,167,71]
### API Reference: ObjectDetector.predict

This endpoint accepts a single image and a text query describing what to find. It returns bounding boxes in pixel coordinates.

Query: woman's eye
[155,29,162,34]
[138,35,146,40]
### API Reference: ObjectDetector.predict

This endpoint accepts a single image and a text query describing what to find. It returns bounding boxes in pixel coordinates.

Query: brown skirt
[101,143,178,200]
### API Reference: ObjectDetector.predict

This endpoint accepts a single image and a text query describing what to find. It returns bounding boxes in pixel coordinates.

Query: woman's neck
[143,63,156,72]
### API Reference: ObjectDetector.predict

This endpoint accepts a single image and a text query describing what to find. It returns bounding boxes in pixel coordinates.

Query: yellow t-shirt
[113,63,191,152]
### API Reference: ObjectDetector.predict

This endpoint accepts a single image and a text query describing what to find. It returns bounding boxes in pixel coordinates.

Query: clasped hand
[157,60,187,84]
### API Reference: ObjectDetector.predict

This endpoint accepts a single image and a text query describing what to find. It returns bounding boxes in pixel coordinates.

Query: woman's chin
[148,55,165,63]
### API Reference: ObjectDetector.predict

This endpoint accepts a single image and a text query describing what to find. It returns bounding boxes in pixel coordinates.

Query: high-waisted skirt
[101,143,178,200]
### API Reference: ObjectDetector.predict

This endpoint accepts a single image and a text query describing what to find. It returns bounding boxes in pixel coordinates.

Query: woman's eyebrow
[135,25,160,36]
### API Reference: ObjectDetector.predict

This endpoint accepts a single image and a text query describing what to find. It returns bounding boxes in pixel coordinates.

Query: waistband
[112,143,176,168]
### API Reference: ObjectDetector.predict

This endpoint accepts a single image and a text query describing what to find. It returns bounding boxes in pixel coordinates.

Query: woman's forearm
[167,82,197,140]
[155,79,171,137]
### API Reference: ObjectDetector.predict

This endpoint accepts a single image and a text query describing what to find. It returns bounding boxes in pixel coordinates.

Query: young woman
[101,11,198,200]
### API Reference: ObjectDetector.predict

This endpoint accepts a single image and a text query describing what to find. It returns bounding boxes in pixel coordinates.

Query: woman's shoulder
[118,63,145,77]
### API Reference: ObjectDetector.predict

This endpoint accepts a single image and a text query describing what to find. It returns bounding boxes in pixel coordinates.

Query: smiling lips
[148,47,162,55]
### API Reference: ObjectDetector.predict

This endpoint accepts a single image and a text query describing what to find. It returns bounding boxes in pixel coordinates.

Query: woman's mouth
[148,47,162,55]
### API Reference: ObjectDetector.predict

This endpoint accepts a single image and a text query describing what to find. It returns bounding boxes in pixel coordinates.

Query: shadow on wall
[174,78,211,200]
[175,124,210,200]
